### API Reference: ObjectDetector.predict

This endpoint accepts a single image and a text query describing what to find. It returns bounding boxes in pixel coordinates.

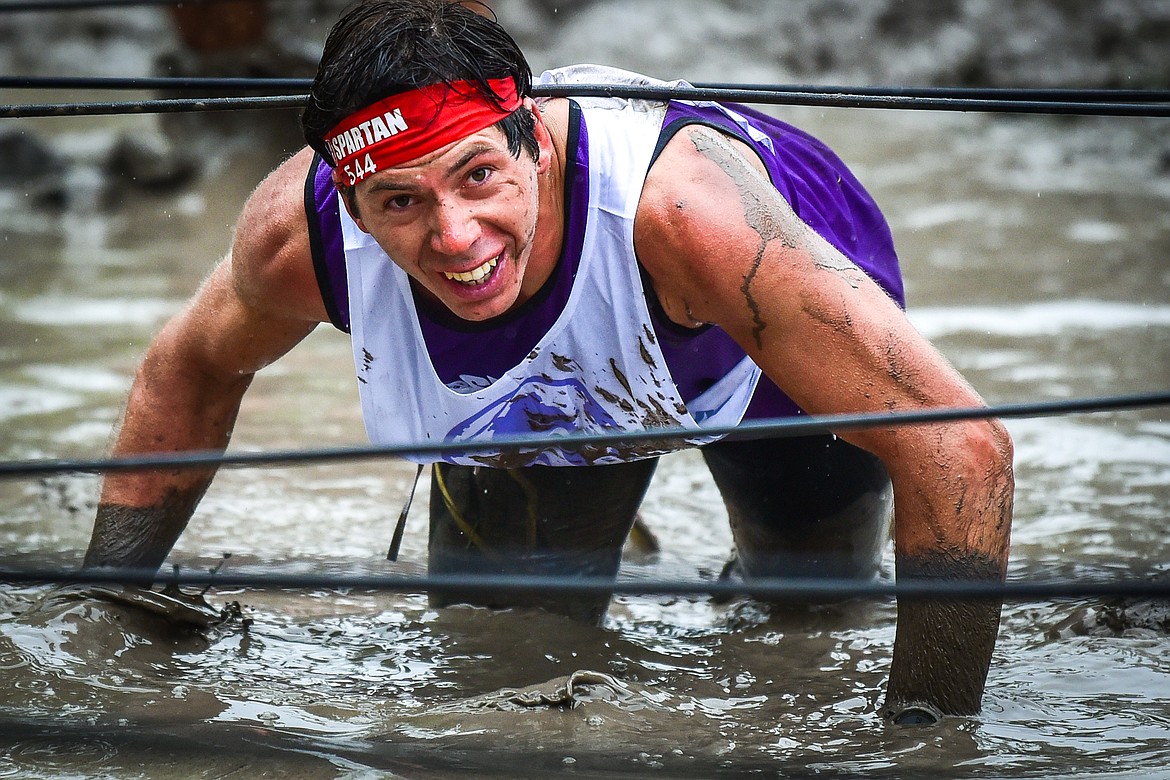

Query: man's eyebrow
[366,178,418,195]
[445,142,498,177]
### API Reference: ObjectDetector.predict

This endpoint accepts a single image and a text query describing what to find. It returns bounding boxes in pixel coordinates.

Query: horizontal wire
[0,93,303,117]
[0,75,311,92]
[545,83,1170,116]
[3,566,1169,601]
[2,390,1167,480]
[0,0,268,11]
[4,83,1170,119]
[705,82,1170,103]
[5,74,1170,104]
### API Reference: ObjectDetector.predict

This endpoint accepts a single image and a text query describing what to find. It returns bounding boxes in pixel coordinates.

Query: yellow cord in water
[433,464,494,554]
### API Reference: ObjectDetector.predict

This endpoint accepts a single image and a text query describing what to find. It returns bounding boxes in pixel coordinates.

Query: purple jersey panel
[650,101,904,419]
[307,158,349,332]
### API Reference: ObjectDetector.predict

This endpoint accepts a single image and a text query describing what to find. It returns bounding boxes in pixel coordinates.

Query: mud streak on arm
[689,129,873,349]
[688,130,786,349]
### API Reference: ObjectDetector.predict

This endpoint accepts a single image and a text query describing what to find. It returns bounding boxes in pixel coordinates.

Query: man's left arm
[634,124,1014,718]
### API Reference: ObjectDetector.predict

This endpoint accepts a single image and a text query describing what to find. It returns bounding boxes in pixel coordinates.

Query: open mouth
[443,254,500,287]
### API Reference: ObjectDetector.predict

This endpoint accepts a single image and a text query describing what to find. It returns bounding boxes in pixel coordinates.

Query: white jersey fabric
[339,65,761,467]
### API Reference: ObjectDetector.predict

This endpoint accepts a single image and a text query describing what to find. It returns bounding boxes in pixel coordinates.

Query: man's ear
[528,98,554,177]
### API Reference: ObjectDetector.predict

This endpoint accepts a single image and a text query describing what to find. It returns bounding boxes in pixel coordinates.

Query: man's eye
[468,167,491,184]
[386,195,412,210]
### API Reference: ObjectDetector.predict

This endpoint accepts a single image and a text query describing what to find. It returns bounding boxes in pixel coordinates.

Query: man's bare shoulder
[634,124,794,326]
[638,124,779,247]
[231,147,329,324]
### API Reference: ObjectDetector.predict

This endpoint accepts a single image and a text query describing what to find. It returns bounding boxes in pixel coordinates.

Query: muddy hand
[42,583,233,630]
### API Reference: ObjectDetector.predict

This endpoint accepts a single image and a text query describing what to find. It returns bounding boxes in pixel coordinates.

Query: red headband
[324,78,521,186]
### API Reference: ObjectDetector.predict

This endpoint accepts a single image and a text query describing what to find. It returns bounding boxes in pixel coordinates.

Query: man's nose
[429,199,480,256]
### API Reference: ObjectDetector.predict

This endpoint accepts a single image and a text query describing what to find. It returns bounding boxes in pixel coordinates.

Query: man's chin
[440,286,519,322]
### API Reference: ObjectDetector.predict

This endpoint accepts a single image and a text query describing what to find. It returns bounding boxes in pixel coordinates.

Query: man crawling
[84,0,1014,723]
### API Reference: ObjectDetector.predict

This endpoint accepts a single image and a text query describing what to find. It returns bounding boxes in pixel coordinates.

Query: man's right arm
[83,148,328,570]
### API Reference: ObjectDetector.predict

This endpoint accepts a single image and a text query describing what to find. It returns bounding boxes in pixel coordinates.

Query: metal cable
[0,75,311,92]
[701,82,1170,103]
[5,74,1170,104]
[2,567,1168,600]
[0,0,268,11]
[545,83,1170,116]
[4,84,1170,119]
[4,390,1164,600]
[0,93,304,117]
[1,390,1167,479]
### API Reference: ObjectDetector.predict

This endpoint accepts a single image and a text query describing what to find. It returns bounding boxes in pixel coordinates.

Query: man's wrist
[883,700,943,725]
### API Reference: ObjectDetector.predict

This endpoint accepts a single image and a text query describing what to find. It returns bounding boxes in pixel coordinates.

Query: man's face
[346,119,548,323]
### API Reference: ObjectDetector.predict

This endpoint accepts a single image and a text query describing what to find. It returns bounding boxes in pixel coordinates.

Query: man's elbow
[961,417,1015,566]
[975,417,1015,487]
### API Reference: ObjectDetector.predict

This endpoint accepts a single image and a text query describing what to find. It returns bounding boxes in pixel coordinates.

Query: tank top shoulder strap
[649,103,754,169]
[303,152,351,333]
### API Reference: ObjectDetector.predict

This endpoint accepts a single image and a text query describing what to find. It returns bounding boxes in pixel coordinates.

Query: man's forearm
[83,483,212,570]
[881,420,1014,719]
[82,336,253,570]
[83,397,235,569]
[882,550,1005,717]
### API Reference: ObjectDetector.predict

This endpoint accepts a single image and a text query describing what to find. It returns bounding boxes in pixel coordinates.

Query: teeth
[444,256,498,285]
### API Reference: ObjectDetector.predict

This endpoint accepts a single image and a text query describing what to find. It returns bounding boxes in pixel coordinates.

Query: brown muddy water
[2,50,1170,780]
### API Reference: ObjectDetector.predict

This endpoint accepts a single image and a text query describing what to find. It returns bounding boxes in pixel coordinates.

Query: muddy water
[2,55,1170,780]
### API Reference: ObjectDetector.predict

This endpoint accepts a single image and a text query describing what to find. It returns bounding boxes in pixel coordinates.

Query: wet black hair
[301,0,538,167]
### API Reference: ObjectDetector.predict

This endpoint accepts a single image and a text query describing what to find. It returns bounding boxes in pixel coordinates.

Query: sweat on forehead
[325,79,521,187]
